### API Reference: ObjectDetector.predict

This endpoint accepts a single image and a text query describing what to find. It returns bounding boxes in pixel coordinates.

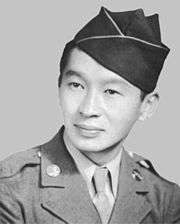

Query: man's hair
[58,46,148,101]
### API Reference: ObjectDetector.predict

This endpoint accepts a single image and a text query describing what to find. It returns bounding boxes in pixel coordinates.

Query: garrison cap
[62,7,170,93]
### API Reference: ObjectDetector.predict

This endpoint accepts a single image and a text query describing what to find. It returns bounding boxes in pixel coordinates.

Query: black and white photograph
[0,1,180,223]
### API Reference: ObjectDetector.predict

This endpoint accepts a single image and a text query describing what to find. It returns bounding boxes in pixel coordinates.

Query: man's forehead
[63,48,137,89]
[64,69,132,87]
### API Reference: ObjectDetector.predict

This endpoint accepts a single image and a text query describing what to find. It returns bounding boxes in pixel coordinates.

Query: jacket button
[46,164,61,177]
[132,169,143,181]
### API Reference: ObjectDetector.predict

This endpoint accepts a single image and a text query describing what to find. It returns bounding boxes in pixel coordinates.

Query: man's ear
[58,87,62,106]
[139,92,159,121]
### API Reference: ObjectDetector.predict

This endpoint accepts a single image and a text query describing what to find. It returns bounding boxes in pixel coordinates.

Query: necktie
[93,167,112,224]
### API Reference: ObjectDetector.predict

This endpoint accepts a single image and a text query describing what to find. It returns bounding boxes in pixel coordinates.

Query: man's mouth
[74,124,104,137]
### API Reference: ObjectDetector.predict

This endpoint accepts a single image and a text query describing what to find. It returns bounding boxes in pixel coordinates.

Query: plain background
[0,0,179,185]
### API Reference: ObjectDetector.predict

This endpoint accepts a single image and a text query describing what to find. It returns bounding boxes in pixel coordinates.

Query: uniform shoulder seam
[0,147,41,178]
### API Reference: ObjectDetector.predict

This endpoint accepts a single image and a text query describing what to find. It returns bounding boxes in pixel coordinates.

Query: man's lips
[74,124,105,131]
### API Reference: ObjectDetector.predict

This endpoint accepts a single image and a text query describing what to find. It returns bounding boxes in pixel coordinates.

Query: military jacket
[0,127,180,224]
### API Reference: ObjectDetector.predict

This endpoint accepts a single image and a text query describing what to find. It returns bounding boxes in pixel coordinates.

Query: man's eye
[68,82,84,89]
[105,89,120,95]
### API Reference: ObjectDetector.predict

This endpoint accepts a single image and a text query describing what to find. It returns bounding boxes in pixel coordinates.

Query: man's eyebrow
[64,70,131,88]
[63,70,83,79]
[102,77,131,88]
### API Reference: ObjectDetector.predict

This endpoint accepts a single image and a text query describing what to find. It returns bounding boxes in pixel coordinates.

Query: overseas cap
[61,7,170,93]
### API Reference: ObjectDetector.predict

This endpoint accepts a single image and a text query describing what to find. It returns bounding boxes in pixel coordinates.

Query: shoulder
[0,147,42,208]
[0,147,43,223]
[0,147,41,179]
[128,150,180,193]
[127,150,180,221]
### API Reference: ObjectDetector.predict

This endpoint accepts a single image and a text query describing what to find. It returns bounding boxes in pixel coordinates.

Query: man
[0,6,180,224]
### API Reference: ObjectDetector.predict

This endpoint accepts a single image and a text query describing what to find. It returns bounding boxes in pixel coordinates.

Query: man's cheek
[66,101,80,115]
[62,105,79,123]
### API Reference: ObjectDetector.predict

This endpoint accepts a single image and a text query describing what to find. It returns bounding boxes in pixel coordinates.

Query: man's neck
[63,131,124,166]
[82,140,123,166]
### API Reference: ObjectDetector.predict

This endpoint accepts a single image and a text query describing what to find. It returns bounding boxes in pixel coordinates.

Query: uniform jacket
[0,126,180,224]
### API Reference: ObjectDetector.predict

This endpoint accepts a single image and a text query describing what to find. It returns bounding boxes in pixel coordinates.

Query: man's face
[59,47,143,152]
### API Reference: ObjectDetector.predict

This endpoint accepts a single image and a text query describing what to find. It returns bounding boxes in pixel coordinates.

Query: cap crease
[103,8,125,37]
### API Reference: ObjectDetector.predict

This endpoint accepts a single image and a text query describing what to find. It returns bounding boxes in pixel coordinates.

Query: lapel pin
[128,151,134,158]
[37,151,41,158]
[46,164,61,177]
[132,169,143,181]
[139,160,150,169]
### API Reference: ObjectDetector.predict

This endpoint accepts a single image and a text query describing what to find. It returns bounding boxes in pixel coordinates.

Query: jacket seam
[164,183,176,222]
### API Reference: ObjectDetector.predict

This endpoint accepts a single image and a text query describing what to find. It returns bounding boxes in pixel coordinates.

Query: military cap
[61,7,170,93]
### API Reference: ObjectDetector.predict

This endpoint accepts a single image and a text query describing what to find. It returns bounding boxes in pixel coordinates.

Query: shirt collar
[105,149,122,196]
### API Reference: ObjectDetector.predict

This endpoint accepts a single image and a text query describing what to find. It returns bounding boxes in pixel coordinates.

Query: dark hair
[58,41,75,87]
[58,44,148,101]
[140,90,148,101]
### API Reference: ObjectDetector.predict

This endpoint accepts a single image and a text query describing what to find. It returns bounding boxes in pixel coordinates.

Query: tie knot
[94,167,108,194]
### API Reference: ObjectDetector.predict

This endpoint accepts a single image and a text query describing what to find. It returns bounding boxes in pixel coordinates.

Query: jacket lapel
[39,127,100,224]
[110,150,151,224]
[39,126,151,223]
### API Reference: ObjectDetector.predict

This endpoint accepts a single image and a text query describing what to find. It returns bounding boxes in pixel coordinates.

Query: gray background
[0,0,179,185]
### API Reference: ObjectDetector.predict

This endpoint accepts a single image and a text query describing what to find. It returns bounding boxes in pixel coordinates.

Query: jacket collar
[40,126,100,223]
[40,126,78,187]
[110,149,151,223]
[39,126,151,223]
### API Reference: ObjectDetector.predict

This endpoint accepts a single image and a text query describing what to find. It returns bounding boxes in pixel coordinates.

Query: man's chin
[74,137,124,153]
[72,142,104,153]
[70,139,120,153]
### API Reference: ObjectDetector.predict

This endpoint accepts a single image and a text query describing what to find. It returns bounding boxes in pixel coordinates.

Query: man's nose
[78,90,102,118]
